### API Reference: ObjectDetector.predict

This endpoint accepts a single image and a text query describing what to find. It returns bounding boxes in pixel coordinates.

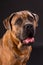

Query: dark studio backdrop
[0,0,43,65]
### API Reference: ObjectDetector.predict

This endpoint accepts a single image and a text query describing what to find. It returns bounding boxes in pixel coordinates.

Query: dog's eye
[27,15,34,22]
[15,18,23,26]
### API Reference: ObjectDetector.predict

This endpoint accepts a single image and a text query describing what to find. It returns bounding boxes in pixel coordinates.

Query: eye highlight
[15,18,23,25]
[27,15,34,22]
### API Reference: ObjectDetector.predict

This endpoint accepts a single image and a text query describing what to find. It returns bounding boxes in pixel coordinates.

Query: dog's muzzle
[23,24,34,38]
[22,24,35,44]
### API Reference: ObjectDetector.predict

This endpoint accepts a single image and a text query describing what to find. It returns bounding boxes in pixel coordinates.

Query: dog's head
[3,10,39,45]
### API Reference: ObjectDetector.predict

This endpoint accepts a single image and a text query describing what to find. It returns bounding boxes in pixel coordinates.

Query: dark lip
[22,34,34,40]
[22,31,34,40]
[23,42,34,46]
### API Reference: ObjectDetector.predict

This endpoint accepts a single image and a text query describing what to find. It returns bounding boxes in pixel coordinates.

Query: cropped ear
[32,13,39,22]
[3,13,16,30]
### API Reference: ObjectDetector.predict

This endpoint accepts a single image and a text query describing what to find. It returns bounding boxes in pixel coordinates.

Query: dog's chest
[15,46,30,62]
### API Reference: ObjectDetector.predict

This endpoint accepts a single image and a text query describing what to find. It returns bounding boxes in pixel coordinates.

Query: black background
[0,0,43,65]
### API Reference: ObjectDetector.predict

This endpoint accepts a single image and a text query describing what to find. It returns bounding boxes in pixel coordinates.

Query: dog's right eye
[15,18,23,26]
[27,15,34,22]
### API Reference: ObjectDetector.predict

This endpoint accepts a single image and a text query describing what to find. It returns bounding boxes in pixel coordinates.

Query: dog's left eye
[15,18,23,26]
[27,15,34,22]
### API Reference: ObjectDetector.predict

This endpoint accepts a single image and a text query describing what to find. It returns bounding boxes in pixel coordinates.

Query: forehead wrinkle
[28,12,33,17]
[16,11,28,16]
[16,11,33,19]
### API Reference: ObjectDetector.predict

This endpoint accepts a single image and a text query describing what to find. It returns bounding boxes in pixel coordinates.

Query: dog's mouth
[23,37,35,44]
[21,31,35,45]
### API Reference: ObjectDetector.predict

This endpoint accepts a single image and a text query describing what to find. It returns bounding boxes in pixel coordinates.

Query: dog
[0,10,39,65]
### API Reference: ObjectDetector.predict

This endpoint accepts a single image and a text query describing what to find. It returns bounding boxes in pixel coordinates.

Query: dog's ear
[3,17,11,30]
[32,13,39,22]
[3,13,16,30]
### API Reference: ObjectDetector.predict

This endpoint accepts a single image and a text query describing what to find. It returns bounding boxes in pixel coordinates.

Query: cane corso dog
[0,10,39,65]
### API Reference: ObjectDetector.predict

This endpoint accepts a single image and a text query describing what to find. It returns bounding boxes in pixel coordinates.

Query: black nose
[24,24,33,30]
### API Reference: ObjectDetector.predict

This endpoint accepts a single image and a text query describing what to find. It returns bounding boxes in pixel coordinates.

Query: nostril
[28,24,33,28]
[24,24,33,30]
